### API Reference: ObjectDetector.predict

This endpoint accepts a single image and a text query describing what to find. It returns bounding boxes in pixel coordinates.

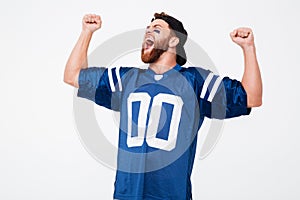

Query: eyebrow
[146,24,163,29]
[153,24,163,28]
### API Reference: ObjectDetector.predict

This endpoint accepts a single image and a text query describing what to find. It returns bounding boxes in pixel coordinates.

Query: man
[64,12,262,200]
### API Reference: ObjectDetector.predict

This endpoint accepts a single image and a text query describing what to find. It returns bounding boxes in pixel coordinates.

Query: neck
[149,51,177,74]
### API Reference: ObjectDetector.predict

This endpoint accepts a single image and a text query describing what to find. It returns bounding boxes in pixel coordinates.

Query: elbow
[245,86,263,108]
[63,73,73,86]
[63,76,78,88]
[63,72,77,87]
[63,67,79,88]
[252,100,262,107]
[247,96,263,108]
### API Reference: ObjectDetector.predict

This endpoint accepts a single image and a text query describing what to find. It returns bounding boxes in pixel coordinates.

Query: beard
[141,36,170,63]
[141,48,165,63]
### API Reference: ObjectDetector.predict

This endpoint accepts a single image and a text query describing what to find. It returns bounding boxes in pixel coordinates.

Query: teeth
[146,37,154,42]
[145,37,154,46]
[146,40,154,46]
[145,35,154,43]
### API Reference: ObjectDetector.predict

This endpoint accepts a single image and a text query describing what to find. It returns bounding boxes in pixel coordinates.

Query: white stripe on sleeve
[207,76,222,102]
[116,66,122,92]
[200,72,214,99]
[108,68,116,92]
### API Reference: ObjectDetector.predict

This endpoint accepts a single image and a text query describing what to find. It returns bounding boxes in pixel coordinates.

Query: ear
[168,36,179,48]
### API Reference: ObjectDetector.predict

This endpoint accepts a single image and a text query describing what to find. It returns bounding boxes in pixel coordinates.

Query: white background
[0,0,299,199]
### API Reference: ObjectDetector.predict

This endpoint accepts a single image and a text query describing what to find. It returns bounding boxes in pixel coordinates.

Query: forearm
[64,30,93,87]
[241,45,263,107]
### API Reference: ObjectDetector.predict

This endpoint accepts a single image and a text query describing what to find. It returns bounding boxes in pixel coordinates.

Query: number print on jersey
[127,93,183,151]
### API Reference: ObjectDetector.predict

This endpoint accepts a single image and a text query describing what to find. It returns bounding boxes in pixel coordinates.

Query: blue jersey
[77,64,250,200]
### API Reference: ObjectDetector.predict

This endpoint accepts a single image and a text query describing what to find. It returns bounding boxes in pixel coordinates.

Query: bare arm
[230,28,263,107]
[64,14,102,88]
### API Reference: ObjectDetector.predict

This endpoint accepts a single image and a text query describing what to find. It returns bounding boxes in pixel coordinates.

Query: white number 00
[127,93,183,151]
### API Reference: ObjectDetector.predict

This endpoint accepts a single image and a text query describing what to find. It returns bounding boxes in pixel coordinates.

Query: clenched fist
[82,14,102,33]
[230,27,255,49]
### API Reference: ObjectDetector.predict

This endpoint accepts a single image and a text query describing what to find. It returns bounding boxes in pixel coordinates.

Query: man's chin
[141,50,152,63]
[141,48,165,64]
[141,56,152,64]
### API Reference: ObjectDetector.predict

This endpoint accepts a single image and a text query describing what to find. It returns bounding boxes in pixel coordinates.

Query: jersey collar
[146,64,182,76]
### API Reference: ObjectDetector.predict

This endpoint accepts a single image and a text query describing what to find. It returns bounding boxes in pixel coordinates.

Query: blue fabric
[77,64,250,200]
[77,67,105,102]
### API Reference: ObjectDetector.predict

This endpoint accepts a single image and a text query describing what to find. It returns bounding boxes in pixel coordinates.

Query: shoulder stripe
[108,67,123,92]
[200,72,214,98]
[116,66,122,91]
[207,76,222,102]
[108,68,116,92]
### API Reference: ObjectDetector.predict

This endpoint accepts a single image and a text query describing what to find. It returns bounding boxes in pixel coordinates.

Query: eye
[154,29,160,34]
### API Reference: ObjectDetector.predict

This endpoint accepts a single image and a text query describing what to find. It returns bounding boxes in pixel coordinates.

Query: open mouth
[144,37,154,50]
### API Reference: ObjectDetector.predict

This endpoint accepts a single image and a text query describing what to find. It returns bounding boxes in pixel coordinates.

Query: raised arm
[230,27,263,107]
[64,14,102,88]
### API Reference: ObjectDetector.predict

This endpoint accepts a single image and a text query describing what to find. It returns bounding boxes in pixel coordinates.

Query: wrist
[242,44,256,52]
[81,29,94,36]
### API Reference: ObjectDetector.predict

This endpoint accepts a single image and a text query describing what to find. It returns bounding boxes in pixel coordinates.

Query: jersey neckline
[146,64,182,77]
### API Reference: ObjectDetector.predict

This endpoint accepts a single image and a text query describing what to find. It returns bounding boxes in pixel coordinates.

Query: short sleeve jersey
[77,64,250,200]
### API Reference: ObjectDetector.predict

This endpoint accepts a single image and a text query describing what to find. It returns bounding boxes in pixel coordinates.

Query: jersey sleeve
[196,68,251,119]
[77,66,128,111]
